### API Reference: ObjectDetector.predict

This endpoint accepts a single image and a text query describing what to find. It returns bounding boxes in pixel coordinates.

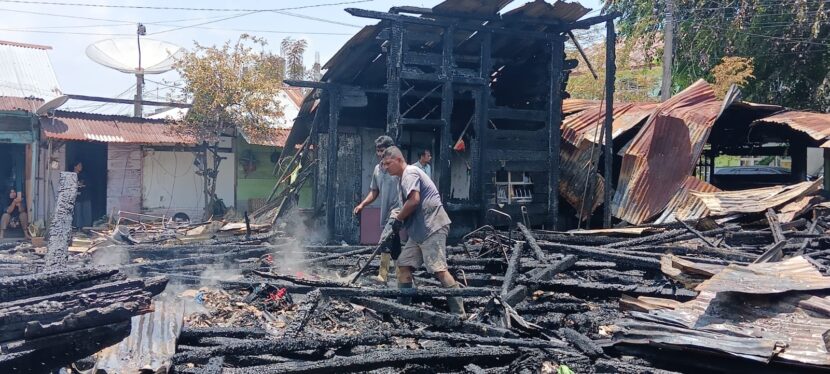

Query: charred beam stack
[0,267,167,372]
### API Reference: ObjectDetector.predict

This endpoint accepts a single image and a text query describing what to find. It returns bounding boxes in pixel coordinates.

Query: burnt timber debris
[6,0,830,373]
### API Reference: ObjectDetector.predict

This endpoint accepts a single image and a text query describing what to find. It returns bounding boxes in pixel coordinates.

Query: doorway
[0,143,26,238]
[66,141,108,226]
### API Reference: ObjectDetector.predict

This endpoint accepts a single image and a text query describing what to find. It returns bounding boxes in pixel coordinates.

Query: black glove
[391,218,403,233]
[389,231,402,260]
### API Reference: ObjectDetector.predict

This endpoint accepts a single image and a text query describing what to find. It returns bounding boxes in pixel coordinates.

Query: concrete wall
[141,148,235,220]
[235,140,279,213]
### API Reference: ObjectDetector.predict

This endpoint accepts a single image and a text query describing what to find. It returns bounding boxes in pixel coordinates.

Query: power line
[148,11,263,36]
[0,0,374,12]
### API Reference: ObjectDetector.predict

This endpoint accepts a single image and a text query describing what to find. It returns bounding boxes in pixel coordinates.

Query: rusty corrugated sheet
[697,256,830,294]
[690,179,822,216]
[559,103,655,219]
[433,0,513,16]
[0,95,42,112]
[240,127,291,148]
[653,176,720,224]
[562,99,599,115]
[40,110,195,144]
[611,80,723,225]
[96,300,185,373]
[502,0,590,23]
[615,257,830,368]
[751,111,830,145]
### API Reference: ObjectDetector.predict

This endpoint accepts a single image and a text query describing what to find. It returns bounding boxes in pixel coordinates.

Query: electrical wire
[0,0,374,12]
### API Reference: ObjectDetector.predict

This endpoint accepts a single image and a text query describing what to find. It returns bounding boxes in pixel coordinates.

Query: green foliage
[606,0,830,110]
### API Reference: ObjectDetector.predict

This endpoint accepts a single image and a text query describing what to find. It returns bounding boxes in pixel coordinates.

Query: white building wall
[141,148,235,220]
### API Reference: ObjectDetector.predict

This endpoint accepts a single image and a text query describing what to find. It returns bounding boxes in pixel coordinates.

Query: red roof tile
[40,110,195,144]
[0,96,43,112]
[240,127,290,148]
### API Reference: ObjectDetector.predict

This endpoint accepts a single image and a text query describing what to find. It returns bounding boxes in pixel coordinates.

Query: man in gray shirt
[381,146,465,316]
[354,135,401,283]
[412,149,432,180]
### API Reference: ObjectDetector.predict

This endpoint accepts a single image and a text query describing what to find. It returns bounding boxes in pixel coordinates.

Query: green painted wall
[235,138,313,212]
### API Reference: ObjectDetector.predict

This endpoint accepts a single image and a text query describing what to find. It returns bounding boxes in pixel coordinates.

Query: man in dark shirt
[0,188,30,239]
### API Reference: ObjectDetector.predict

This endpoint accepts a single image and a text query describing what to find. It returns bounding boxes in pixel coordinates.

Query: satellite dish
[35,95,69,116]
[86,38,183,74]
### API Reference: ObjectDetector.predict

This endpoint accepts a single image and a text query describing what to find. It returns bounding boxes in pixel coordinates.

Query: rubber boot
[374,252,391,284]
[398,281,413,305]
[446,283,467,318]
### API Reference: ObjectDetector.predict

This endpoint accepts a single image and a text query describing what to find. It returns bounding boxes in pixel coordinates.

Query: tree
[711,56,755,98]
[606,0,830,110]
[566,26,662,102]
[170,34,307,219]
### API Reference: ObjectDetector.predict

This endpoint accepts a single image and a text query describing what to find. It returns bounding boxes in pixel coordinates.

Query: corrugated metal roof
[611,80,723,225]
[502,0,590,23]
[653,176,720,224]
[562,99,599,115]
[433,0,513,16]
[690,179,822,216]
[616,257,830,368]
[0,40,61,100]
[0,95,42,112]
[41,110,195,144]
[240,127,291,148]
[697,256,830,294]
[559,102,655,219]
[95,299,184,372]
[751,111,830,146]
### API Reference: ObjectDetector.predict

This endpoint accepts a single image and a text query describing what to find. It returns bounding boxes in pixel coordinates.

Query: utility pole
[660,0,674,101]
[135,23,146,117]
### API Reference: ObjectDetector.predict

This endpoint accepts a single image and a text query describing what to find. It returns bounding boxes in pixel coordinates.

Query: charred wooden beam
[501,243,524,298]
[547,36,566,229]
[283,290,321,338]
[529,255,578,281]
[351,297,516,338]
[521,279,697,300]
[171,332,398,364]
[516,223,547,260]
[539,242,661,270]
[558,327,604,358]
[397,329,569,350]
[46,172,78,268]
[252,271,356,288]
[0,268,121,303]
[225,346,518,374]
[766,208,786,244]
[0,320,131,373]
[319,287,495,298]
[326,89,341,243]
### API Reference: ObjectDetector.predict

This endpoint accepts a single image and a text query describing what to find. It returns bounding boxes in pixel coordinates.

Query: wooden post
[46,172,77,268]
[438,26,455,200]
[660,0,674,101]
[791,134,807,182]
[326,91,341,242]
[603,20,616,228]
[476,30,492,222]
[386,25,404,142]
[547,36,565,230]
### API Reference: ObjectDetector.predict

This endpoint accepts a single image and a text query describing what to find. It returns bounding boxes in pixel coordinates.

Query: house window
[496,171,534,204]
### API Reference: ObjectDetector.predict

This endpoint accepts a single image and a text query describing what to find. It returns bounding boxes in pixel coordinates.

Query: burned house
[282,0,619,243]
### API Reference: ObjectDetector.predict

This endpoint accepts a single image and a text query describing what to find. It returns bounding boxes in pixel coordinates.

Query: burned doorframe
[284,3,620,242]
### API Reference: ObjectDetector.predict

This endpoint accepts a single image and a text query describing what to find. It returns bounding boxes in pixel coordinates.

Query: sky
[0,0,603,114]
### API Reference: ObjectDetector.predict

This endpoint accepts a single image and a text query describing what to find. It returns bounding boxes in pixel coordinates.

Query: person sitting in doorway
[412,149,432,180]
[0,188,30,239]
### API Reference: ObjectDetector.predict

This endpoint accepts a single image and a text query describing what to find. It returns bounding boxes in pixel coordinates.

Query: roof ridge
[0,40,52,50]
